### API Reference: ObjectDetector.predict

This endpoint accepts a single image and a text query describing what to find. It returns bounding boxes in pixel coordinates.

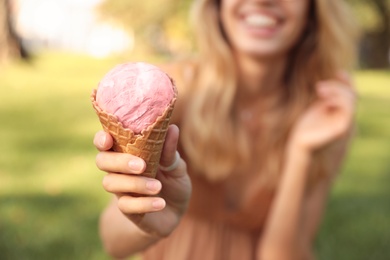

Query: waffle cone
[91,88,177,178]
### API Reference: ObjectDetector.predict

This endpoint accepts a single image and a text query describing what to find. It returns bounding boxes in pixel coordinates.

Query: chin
[239,44,289,59]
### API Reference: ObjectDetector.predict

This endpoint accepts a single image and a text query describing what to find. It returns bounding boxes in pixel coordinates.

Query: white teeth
[245,15,276,27]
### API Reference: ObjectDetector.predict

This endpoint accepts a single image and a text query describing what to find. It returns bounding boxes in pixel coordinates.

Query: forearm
[99,197,159,258]
[258,146,311,260]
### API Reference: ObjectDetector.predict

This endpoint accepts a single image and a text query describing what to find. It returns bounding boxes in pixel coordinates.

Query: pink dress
[143,168,274,260]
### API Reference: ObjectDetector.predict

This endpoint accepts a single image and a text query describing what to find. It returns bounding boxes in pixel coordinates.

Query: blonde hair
[181,0,359,185]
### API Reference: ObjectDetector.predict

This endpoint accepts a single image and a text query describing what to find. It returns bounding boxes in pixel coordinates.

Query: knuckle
[126,179,137,192]
[117,196,131,213]
[102,175,113,192]
[95,153,105,170]
[117,196,144,214]
[117,197,127,213]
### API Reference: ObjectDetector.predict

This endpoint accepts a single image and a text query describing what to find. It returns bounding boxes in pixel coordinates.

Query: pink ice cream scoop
[95,62,176,134]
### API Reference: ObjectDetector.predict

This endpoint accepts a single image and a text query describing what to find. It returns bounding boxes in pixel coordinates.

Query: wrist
[286,138,312,158]
[133,223,161,245]
[285,140,312,172]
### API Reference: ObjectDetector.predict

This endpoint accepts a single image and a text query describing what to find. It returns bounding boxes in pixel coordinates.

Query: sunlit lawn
[0,53,389,259]
[0,53,130,259]
[316,70,390,260]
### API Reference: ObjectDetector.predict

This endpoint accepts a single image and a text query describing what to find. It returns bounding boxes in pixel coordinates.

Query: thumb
[159,125,179,169]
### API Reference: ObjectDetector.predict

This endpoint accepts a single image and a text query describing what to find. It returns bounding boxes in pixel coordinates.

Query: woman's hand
[94,125,192,238]
[289,73,356,153]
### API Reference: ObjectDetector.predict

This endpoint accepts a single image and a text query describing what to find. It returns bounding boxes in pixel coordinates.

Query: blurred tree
[348,0,390,68]
[98,0,193,56]
[99,0,389,67]
[0,0,27,65]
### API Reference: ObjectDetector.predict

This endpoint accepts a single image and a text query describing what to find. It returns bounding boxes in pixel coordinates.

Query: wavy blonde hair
[181,0,359,185]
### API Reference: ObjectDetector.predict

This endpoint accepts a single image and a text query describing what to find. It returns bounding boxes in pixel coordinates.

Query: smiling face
[220,0,311,59]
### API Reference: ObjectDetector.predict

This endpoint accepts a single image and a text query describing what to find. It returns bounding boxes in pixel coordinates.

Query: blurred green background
[0,0,389,259]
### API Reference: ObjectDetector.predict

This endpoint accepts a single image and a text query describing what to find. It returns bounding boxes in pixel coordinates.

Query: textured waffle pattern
[91,88,177,178]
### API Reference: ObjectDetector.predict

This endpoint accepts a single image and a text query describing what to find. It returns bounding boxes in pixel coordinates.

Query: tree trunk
[362,0,390,68]
[0,0,24,65]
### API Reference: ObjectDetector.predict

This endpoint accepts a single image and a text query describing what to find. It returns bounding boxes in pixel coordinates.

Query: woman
[94,0,358,259]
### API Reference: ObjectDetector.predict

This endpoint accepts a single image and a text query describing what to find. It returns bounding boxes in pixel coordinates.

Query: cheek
[220,1,233,27]
[287,3,310,39]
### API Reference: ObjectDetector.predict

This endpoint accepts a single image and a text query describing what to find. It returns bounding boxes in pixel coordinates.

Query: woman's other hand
[94,125,192,238]
[289,72,356,153]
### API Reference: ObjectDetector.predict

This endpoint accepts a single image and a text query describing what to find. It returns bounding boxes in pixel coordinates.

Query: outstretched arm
[95,125,192,258]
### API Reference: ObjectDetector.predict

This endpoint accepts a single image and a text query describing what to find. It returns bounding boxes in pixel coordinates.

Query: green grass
[316,70,390,260]
[0,52,135,259]
[0,53,389,259]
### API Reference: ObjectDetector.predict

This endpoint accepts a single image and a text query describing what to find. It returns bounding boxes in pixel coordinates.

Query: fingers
[316,80,356,109]
[314,80,356,139]
[117,195,166,214]
[103,173,161,195]
[95,125,180,175]
[93,130,113,151]
[96,124,188,216]
[96,152,146,174]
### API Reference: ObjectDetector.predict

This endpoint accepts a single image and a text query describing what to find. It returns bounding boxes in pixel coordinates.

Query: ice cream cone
[91,88,177,178]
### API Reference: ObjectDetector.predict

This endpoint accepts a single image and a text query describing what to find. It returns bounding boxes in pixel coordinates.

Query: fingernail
[146,180,161,192]
[128,159,145,172]
[99,134,106,147]
[152,199,165,210]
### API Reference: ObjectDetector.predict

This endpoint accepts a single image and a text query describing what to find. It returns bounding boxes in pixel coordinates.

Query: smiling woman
[220,0,310,57]
[94,0,359,259]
